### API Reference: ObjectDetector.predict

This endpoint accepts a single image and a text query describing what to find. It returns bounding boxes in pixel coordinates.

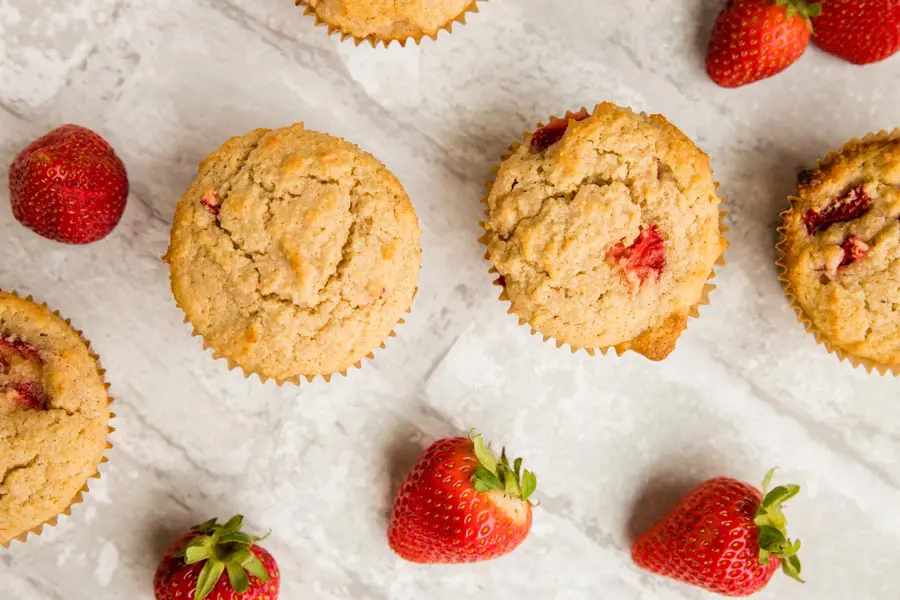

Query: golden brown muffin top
[303,0,476,43]
[781,132,900,367]
[0,292,110,545]
[166,124,421,382]
[482,103,726,359]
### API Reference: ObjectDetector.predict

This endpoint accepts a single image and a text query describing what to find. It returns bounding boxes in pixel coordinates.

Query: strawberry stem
[775,0,822,30]
[174,515,271,600]
[754,469,804,583]
[470,432,538,503]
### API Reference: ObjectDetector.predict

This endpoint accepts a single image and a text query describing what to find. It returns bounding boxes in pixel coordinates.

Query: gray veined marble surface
[1,0,900,598]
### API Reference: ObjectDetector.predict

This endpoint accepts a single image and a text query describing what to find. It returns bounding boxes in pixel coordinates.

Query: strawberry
[706,0,822,88]
[813,0,900,64]
[154,516,280,600]
[632,469,803,596]
[388,432,537,564]
[529,109,590,153]
[7,382,48,411]
[839,234,869,267]
[0,337,48,411]
[606,224,666,289]
[0,336,42,364]
[8,124,128,244]
[803,184,871,234]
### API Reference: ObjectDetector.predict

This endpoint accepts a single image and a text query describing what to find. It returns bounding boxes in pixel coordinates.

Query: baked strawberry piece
[839,234,870,267]
[803,185,871,234]
[388,432,537,564]
[8,124,129,244]
[200,189,220,216]
[0,336,48,411]
[529,109,590,153]
[607,224,666,290]
[154,515,279,600]
[632,469,803,596]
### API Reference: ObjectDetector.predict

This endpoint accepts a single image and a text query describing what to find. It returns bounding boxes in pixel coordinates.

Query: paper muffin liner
[1,290,115,548]
[182,306,412,386]
[477,105,729,359]
[775,128,900,376]
[294,0,483,47]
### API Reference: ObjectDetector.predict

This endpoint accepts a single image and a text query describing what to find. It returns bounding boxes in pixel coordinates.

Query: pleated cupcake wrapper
[775,128,900,376]
[478,105,729,357]
[295,0,483,47]
[1,290,115,548]
[183,307,410,386]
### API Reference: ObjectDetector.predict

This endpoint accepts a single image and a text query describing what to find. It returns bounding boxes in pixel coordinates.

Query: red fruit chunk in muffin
[839,235,869,268]
[0,336,48,411]
[0,336,42,363]
[607,224,666,288]
[529,109,590,154]
[803,185,871,234]
[9,382,48,411]
[200,189,220,216]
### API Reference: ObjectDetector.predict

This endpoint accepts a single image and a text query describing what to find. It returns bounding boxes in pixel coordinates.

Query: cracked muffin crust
[779,132,900,369]
[482,103,727,360]
[165,124,421,383]
[297,0,477,45]
[0,292,110,546]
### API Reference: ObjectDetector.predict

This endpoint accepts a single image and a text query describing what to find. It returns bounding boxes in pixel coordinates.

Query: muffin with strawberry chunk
[165,123,421,384]
[0,291,112,546]
[778,130,900,372]
[480,103,727,360]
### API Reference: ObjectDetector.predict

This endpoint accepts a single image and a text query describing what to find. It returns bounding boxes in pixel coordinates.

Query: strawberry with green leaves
[154,515,279,600]
[632,469,803,597]
[388,432,537,564]
[706,0,822,87]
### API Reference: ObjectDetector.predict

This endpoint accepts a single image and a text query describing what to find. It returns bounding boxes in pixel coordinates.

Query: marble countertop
[2,0,900,598]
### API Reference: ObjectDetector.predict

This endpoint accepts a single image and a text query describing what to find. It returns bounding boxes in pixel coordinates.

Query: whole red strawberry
[154,515,280,600]
[632,469,803,596]
[8,124,128,244]
[813,0,900,64]
[388,432,537,564]
[707,0,822,87]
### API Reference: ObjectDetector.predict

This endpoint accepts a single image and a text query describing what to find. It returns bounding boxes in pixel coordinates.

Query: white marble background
[1,0,899,598]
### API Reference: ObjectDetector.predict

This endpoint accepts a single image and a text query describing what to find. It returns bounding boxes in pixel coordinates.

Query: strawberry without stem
[813,0,900,64]
[0,337,48,411]
[154,516,279,600]
[803,184,871,234]
[632,469,803,597]
[8,124,128,244]
[707,0,821,88]
[606,224,666,289]
[529,109,590,154]
[388,432,537,564]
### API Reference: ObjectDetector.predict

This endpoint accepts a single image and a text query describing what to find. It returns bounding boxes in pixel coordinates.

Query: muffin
[778,130,900,372]
[0,291,112,546]
[480,103,727,360]
[296,0,480,46]
[165,123,421,384]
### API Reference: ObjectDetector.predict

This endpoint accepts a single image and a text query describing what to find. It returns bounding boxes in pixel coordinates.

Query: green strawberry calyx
[774,0,822,31]
[754,468,804,583]
[174,515,271,600]
[469,431,538,504]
